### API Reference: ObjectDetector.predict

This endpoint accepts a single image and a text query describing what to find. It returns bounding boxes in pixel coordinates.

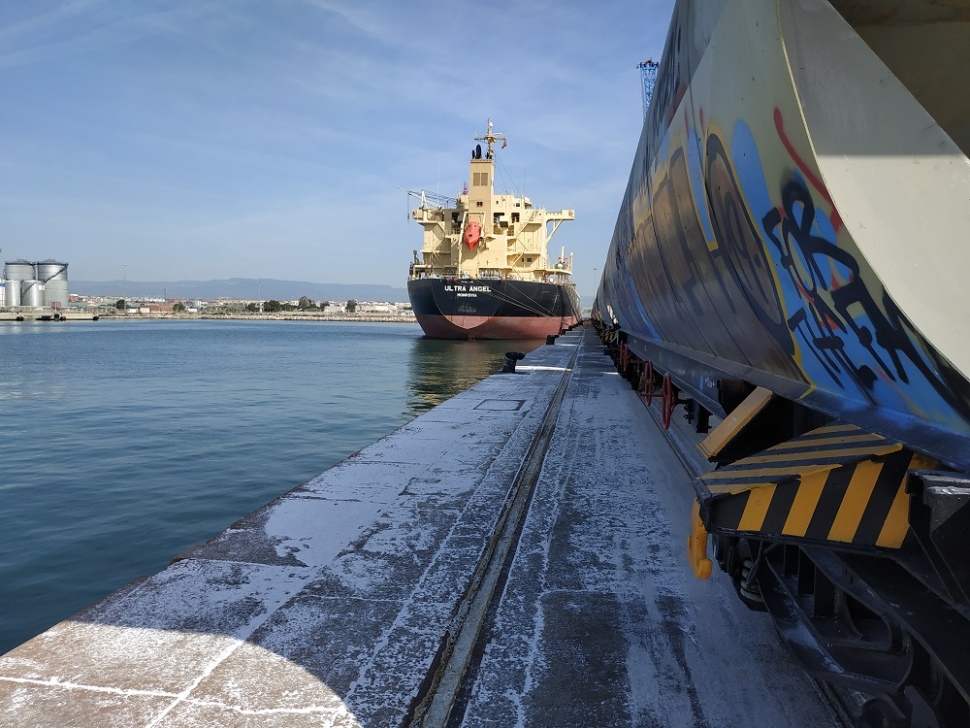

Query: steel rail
[404,339,581,728]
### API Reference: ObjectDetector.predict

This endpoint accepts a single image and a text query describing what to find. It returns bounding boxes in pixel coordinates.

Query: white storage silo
[36,260,68,310]
[21,280,44,309]
[4,260,35,283]
[0,280,5,308]
[5,279,21,308]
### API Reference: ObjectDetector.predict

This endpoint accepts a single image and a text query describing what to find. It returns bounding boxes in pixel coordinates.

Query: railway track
[404,342,580,728]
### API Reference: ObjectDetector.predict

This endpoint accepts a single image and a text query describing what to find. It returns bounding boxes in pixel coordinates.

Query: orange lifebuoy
[463,221,482,250]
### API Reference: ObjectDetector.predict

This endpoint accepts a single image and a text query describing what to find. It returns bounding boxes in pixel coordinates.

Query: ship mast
[462,119,506,278]
[475,118,506,160]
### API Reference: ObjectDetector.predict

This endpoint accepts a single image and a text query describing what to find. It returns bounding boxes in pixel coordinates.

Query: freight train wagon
[593,1,970,725]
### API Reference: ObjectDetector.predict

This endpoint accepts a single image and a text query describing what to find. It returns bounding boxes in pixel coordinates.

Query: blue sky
[0,0,674,298]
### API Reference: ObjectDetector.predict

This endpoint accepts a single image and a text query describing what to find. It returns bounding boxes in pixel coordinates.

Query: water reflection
[405,337,543,415]
[0,323,73,400]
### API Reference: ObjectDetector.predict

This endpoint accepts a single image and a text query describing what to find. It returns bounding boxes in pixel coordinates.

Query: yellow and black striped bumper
[697,422,935,549]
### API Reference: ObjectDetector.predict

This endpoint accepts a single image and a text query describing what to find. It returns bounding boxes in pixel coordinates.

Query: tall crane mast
[637,59,659,118]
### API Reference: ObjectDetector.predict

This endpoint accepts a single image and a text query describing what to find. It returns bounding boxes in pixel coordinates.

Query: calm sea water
[0,319,537,655]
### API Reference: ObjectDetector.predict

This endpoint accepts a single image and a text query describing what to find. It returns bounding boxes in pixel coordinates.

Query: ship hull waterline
[408,278,580,340]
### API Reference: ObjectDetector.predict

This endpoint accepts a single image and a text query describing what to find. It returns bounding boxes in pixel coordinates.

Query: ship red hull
[413,312,578,340]
[408,278,580,340]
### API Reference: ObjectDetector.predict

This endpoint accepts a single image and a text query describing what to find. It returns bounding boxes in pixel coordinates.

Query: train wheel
[714,535,767,612]
[899,641,969,728]
[858,698,907,728]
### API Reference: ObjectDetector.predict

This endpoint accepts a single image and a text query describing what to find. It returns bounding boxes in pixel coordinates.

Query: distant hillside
[70,278,410,303]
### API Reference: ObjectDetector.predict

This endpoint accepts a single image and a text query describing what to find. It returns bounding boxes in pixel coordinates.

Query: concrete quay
[0,327,840,727]
[0,311,102,322]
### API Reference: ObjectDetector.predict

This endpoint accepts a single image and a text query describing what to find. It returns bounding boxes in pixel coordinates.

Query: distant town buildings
[42,293,415,319]
[2,265,413,320]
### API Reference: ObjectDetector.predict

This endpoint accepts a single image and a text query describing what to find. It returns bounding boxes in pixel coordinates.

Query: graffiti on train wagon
[619,118,801,379]
[726,112,969,422]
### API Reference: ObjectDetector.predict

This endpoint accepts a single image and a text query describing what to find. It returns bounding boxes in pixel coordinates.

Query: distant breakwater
[200,313,416,323]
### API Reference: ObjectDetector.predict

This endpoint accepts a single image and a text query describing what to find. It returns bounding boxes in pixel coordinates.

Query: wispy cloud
[0,0,676,289]
[0,0,105,43]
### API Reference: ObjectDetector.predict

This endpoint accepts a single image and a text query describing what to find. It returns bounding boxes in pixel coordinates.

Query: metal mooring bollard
[501,351,526,373]
[546,334,557,345]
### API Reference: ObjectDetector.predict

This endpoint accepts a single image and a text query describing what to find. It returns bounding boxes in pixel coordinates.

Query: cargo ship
[593,0,970,724]
[406,120,581,340]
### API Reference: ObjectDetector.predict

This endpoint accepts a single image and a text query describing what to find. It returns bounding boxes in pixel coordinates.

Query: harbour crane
[637,59,659,118]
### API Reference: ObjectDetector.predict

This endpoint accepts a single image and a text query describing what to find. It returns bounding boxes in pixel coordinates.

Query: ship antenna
[475,117,506,160]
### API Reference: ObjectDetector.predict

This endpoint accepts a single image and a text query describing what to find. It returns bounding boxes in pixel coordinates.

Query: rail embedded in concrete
[407,342,580,728]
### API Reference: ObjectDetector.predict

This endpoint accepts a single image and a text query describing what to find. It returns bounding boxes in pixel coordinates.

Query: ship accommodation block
[411,156,574,283]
